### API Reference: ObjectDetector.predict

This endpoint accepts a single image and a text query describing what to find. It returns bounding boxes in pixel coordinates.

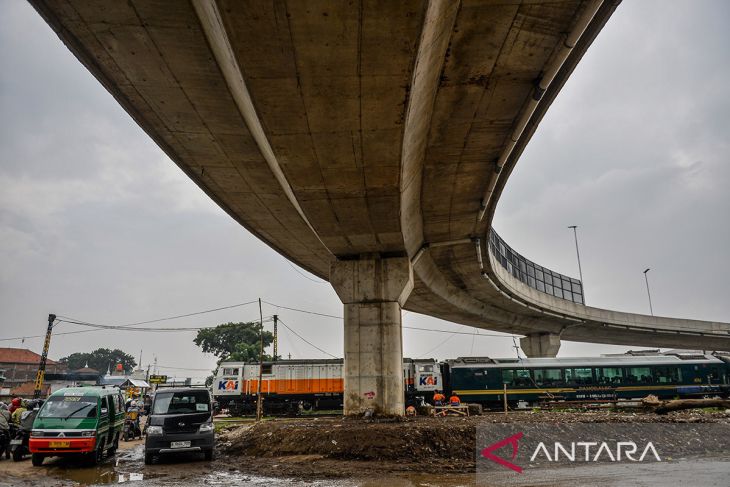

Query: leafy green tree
[193,322,275,363]
[60,348,137,373]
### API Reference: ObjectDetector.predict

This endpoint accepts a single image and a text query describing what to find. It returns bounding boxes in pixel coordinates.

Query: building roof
[121,378,150,389]
[10,381,50,396]
[0,348,58,365]
[73,367,100,374]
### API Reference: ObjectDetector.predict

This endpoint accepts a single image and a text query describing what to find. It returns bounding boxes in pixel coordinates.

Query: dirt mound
[223,417,476,462]
[216,410,730,478]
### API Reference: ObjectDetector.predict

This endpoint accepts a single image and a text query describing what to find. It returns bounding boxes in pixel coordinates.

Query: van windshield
[152,390,210,415]
[39,394,97,419]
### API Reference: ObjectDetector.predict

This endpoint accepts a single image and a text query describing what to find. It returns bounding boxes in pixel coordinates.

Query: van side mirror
[101,407,108,416]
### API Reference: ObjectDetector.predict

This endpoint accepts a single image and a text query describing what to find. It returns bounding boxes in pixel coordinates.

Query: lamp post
[643,268,654,316]
[567,226,584,297]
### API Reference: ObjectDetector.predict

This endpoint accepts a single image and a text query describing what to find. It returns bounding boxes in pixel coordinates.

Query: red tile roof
[0,348,59,365]
[10,381,50,396]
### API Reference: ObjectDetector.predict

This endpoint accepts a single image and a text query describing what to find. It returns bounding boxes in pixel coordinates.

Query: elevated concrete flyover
[31,0,730,414]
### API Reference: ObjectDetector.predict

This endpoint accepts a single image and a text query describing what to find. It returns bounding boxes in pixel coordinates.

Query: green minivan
[29,386,125,466]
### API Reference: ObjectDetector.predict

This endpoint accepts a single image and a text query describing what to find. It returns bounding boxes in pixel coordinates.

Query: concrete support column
[330,255,414,416]
[520,332,561,357]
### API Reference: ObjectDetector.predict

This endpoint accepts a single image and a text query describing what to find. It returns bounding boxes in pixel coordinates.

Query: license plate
[10,439,22,445]
[170,441,191,449]
[49,441,71,448]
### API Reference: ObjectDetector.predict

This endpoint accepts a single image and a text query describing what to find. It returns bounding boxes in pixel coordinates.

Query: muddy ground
[2,409,729,485]
[217,409,730,479]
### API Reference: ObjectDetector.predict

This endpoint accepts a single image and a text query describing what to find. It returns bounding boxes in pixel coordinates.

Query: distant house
[9,381,51,398]
[0,347,67,390]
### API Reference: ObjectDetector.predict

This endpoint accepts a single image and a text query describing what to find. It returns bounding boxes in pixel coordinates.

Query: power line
[154,364,214,372]
[0,300,262,343]
[57,299,259,329]
[263,301,342,320]
[403,325,518,338]
[285,261,327,284]
[418,331,459,358]
[276,318,339,359]
[56,316,273,333]
[262,301,521,338]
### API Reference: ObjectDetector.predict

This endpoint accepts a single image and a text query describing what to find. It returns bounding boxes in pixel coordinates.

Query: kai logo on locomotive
[419,375,438,386]
[218,379,239,391]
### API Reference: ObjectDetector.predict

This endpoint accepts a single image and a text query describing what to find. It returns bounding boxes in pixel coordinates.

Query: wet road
[1,440,728,486]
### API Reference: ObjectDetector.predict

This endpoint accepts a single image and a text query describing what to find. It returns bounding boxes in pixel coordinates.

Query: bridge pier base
[520,332,561,357]
[330,255,414,416]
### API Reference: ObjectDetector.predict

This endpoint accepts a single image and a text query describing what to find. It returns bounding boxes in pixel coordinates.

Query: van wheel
[31,453,45,466]
[108,435,119,456]
[204,449,214,461]
[144,452,154,465]
[89,440,104,465]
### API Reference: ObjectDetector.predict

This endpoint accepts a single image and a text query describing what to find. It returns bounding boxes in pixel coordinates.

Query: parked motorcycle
[11,406,40,462]
[10,423,30,462]
[0,427,12,460]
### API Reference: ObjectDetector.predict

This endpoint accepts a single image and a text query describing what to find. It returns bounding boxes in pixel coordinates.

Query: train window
[597,367,623,385]
[533,369,562,387]
[502,369,531,387]
[261,364,273,375]
[653,366,682,384]
[222,368,239,376]
[418,365,433,373]
[626,367,653,385]
[565,368,594,386]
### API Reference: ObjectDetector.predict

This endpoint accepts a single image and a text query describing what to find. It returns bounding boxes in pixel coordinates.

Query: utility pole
[33,314,56,399]
[643,268,654,316]
[273,314,278,360]
[256,298,264,421]
[568,225,585,297]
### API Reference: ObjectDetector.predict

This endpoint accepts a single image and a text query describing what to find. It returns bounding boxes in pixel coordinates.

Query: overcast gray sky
[1,0,728,378]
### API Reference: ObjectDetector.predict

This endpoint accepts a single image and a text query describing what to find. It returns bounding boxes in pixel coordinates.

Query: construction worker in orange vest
[432,391,446,406]
[449,394,461,406]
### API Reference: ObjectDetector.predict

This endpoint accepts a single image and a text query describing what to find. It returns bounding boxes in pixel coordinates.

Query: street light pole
[643,268,654,316]
[568,226,584,294]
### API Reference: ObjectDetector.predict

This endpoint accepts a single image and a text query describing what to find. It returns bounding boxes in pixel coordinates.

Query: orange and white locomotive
[213,358,442,415]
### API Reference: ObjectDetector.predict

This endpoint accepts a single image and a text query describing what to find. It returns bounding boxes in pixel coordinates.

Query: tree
[59,348,137,373]
[193,322,275,363]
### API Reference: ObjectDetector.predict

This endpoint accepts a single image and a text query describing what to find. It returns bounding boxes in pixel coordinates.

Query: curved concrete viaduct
[31,0,730,414]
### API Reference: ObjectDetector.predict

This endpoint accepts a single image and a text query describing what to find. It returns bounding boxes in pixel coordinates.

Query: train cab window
[653,366,682,384]
[597,367,623,385]
[626,367,653,385]
[222,367,239,376]
[502,369,531,387]
[533,369,562,387]
[707,366,721,384]
[565,368,594,386]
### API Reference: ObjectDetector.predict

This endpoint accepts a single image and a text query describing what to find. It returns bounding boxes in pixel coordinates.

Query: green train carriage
[445,352,730,408]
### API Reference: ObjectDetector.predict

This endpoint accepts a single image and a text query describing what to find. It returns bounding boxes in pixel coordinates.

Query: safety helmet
[11,397,21,407]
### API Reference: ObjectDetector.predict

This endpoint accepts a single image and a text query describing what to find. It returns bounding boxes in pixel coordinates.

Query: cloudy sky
[1,0,728,378]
